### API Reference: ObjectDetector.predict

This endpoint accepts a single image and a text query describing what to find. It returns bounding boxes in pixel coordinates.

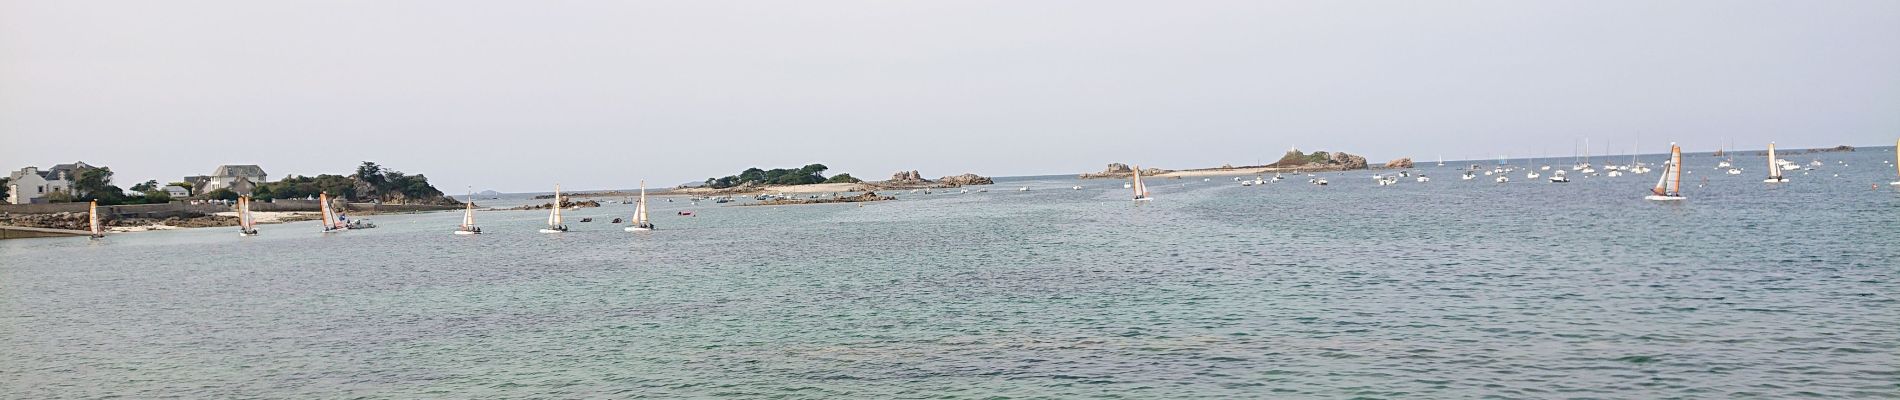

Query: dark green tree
[824,173,861,183]
[202,188,240,201]
[129,180,160,192]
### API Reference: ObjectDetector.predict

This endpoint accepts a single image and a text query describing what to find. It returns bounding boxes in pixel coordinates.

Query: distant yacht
[1549,170,1570,183]
[1646,143,1686,201]
[1494,175,1509,183]
[1018,186,1029,192]
[1131,165,1152,201]
[1071,185,1082,190]
[1764,142,1789,183]
[626,181,654,231]
[1416,175,1430,183]
[1525,169,1541,179]
[238,196,259,236]
[540,185,569,233]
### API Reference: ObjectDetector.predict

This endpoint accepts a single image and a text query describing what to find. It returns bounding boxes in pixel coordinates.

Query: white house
[6,162,92,204]
[185,164,268,195]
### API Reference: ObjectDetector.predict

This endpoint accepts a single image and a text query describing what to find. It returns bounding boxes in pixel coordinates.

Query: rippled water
[4,150,1898,398]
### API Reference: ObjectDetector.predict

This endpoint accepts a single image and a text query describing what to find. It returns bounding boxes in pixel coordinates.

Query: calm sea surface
[4,149,1898,398]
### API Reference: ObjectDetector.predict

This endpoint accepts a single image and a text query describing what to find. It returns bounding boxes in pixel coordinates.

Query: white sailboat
[454,198,480,235]
[540,184,569,233]
[88,200,104,239]
[238,196,259,236]
[319,192,345,233]
[1131,165,1152,202]
[1646,143,1686,201]
[1764,142,1789,183]
[625,180,654,232]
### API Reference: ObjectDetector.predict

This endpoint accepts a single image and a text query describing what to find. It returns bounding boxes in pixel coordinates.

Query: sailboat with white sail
[238,196,259,236]
[1131,165,1152,202]
[1645,143,1686,201]
[1764,142,1789,183]
[1892,138,1899,186]
[88,200,104,239]
[454,198,480,235]
[540,184,569,233]
[625,180,654,232]
[319,192,345,233]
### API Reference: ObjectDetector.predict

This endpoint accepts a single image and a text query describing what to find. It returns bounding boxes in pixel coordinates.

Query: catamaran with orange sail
[238,196,259,236]
[625,180,654,232]
[1764,142,1789,183]
[88,200,104,239]
[1645,143,1686,201]
[1131,165,1152,202]
[320,192,345,233]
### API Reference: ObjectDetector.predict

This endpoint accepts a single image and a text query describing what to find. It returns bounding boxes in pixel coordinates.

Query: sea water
[3,149,1896,398]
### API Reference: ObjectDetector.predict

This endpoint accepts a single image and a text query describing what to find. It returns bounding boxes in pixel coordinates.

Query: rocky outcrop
[1079,163,1173,179]
[505,199,602,211]
[1383,158,1414,169]
[890,170,925,182]
[935,173,994,187]
[745,191,896,206]
[1266,150,1369,171]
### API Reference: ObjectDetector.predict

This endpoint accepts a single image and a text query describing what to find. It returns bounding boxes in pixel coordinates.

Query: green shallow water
[4,150,1898,398]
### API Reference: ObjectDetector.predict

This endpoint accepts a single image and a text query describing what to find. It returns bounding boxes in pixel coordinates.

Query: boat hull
[538,229,565,234]
[1644,195,1686,201]
[624,227,652,232]
[453,230,479,235]
[1764,178,1788,183]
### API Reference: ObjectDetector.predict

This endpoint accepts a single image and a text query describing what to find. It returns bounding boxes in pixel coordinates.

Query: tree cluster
[703,164,854,189]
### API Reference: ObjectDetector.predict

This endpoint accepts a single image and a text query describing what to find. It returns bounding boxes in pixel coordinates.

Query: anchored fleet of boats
[72,140,1900,240]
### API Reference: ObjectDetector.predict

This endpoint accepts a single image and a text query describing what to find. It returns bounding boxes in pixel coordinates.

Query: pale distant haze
[3,0,1897,192]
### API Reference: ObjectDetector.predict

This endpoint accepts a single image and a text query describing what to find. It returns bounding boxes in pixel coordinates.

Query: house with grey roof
[187,164,268,195]
[6,161,95,204]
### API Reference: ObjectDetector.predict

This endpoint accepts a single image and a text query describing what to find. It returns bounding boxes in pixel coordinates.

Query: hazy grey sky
[4,0,1897,192]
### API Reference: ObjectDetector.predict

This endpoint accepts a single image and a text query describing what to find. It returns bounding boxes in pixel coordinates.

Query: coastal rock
[935,173,994,187]
[889,170,926,182]
[1078,163,1173,179]
[1384,158,1414,169]
[1263,149,1371,171]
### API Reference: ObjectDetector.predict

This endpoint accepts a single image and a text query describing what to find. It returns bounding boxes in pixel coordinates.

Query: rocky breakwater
[867,171,995,189]
[1078,163,1173,179]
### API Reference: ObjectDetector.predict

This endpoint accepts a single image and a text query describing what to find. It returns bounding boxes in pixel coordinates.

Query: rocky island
[1080,150,1385,180]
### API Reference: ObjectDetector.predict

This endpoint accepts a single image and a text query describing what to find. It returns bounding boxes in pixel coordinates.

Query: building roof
[45,161,93,180]
[212,165,267,178]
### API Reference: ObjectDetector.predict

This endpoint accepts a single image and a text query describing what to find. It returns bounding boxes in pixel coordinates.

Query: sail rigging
[1651,143,1683,197]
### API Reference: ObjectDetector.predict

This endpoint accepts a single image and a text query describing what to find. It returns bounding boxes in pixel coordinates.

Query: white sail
[1767,142,1782,178]
[1651,143,1683,198]
[548,184,563,228]
[1131,165,1150,200]
[635,180,649,225]
[462,201,475,230]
